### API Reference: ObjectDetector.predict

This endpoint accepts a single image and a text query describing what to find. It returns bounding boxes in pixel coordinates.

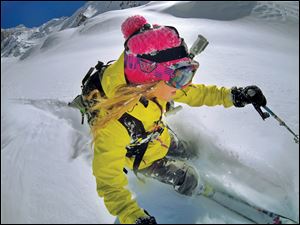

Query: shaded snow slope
[1,1,299,224]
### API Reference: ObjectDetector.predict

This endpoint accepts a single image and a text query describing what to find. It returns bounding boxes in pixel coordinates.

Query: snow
[1,1,149,58]
[1,1,299,224]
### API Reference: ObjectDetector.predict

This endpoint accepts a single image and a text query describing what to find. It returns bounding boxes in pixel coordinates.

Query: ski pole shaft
[263,105,299,144]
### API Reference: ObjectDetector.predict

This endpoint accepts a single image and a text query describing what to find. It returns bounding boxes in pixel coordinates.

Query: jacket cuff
[223,88,235,108]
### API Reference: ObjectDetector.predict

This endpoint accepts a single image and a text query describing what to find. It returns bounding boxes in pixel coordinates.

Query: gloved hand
[231,85,267,107]
[135,214,157,224]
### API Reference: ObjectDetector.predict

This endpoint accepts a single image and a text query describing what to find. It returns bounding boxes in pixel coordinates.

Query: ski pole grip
[253,103,270,120]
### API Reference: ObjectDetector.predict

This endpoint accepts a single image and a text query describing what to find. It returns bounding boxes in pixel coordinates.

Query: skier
[89,15,267,224]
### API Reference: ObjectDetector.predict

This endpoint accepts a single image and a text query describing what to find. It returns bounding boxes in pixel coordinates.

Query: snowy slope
[1,1,299,224]
[1,18,67,58]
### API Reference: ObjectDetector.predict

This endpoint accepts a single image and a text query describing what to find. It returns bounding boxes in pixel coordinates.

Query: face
[153,81,178,101]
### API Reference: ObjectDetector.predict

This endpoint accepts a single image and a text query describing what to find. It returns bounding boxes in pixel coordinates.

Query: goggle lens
[166,61,199,89]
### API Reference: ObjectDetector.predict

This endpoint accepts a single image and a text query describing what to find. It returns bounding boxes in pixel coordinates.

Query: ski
[205,191,298,224]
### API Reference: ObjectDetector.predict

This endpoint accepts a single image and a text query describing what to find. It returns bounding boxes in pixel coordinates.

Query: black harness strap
[118,113,150,178]
[118,98,167,180]
[132,142,149,178]
[151,97,163,121]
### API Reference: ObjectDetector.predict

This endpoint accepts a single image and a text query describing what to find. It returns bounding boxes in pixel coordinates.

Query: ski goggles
[125,53,199,89]
[166,60,199,89]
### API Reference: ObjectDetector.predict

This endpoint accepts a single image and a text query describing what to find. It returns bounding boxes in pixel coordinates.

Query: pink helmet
[121,15,192,84]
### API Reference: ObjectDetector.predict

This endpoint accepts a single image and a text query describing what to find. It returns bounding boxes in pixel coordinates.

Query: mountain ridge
[1,1,149,58]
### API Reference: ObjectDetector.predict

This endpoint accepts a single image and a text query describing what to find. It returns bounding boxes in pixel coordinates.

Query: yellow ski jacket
[92,52,234,224]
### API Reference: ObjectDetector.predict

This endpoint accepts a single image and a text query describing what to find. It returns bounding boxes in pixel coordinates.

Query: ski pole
[253,104,299,144]
[262,105,299,144]
[252,103,270,120]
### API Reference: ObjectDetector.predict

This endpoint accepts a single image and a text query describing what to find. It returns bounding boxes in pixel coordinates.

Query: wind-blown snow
[1,1,299,224]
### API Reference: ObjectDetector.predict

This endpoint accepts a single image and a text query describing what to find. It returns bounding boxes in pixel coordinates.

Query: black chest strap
[118,98,167,180]
[118,112,150,179]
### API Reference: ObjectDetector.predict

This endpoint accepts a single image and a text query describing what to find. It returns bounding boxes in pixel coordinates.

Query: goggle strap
[138,44,188,63]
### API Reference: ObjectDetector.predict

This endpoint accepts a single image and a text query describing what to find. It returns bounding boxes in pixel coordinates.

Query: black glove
[135,214,157,224]
[231,85,267,107]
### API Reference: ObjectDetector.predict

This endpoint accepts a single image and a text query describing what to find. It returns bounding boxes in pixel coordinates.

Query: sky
[1,1,86,29]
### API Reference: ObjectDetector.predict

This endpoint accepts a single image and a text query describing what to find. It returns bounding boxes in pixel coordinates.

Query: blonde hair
[87,82,159,136]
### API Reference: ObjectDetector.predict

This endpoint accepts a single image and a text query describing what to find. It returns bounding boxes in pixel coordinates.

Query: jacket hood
[102,52,127,98]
